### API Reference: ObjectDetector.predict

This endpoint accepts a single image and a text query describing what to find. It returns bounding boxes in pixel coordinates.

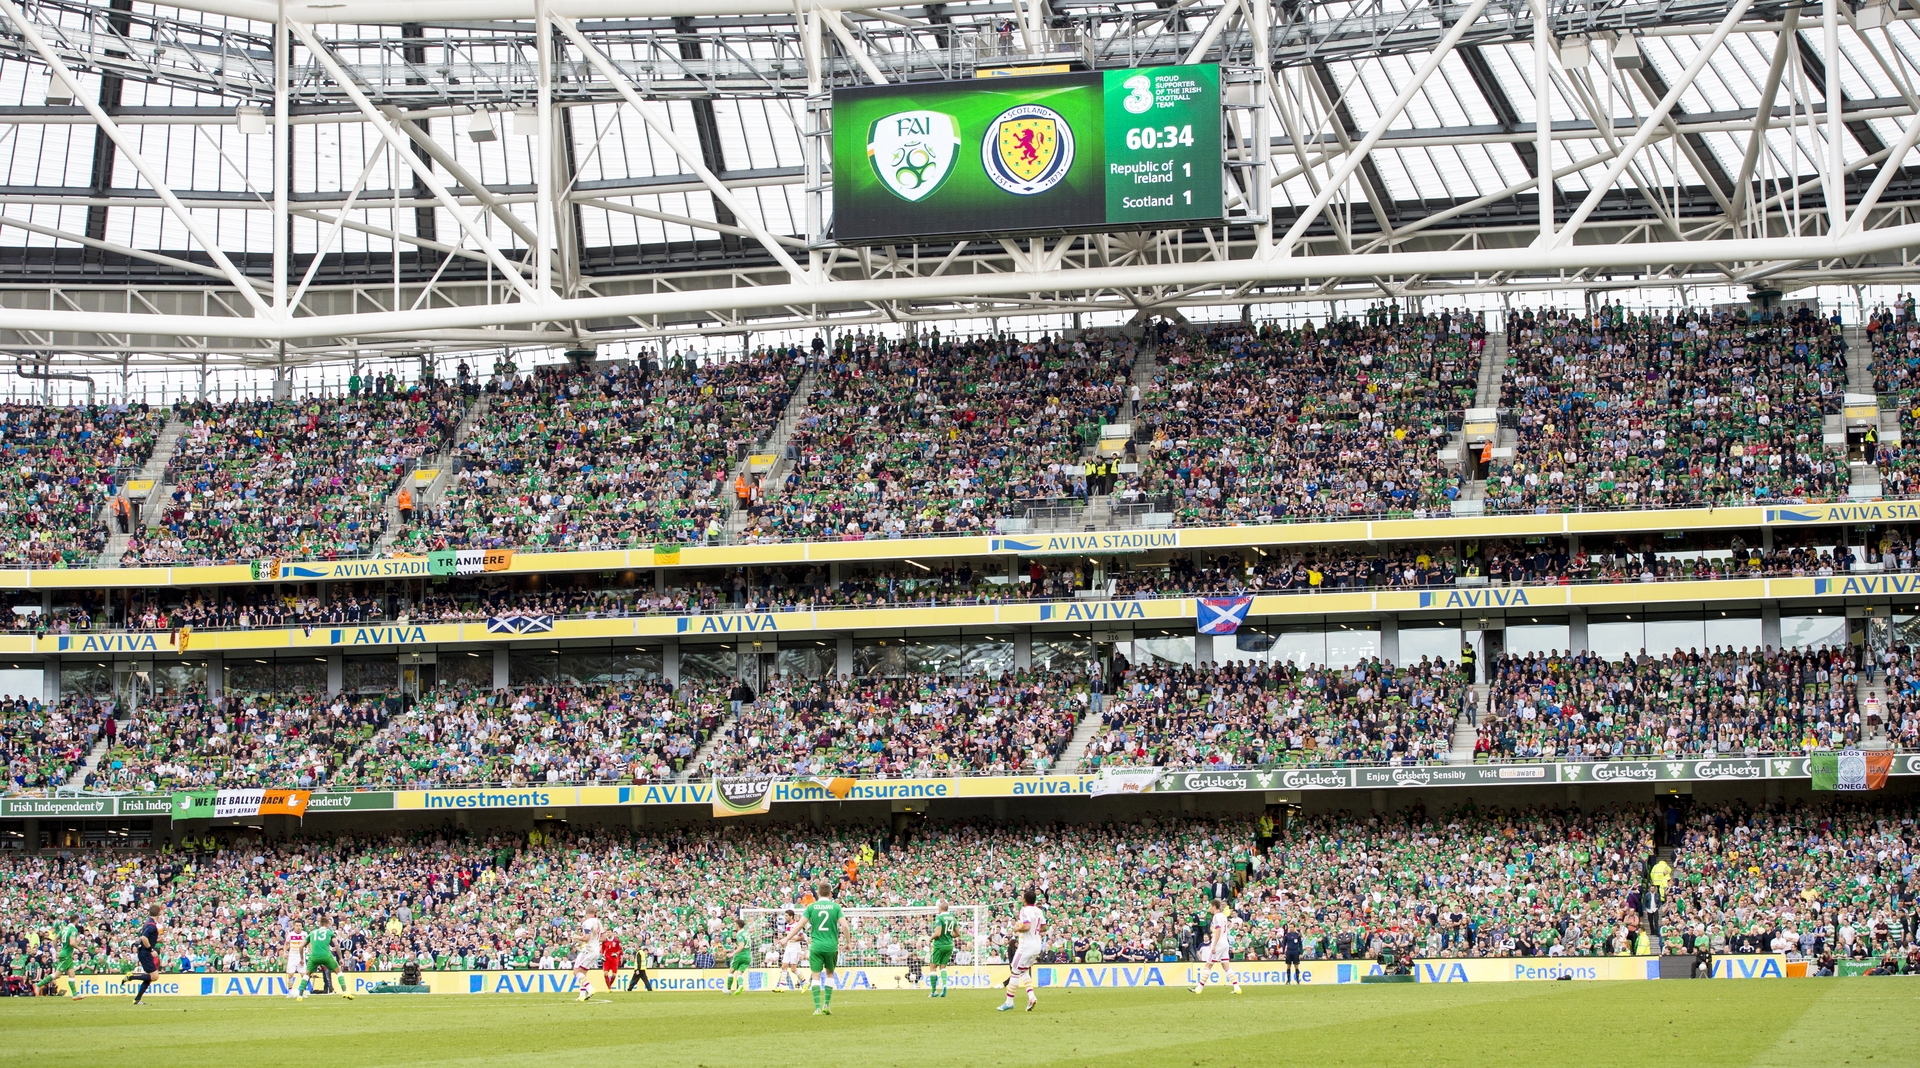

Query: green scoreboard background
[831,64,1223,243]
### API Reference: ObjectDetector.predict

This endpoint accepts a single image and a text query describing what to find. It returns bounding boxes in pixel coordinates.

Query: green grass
[1,981,1913,1068]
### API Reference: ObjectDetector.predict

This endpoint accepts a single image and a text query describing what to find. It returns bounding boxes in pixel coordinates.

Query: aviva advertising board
[833,65,1222,242]
[66,956,1794,996]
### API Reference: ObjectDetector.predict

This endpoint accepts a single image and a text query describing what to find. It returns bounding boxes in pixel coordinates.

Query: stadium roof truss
[0,0,1915,366]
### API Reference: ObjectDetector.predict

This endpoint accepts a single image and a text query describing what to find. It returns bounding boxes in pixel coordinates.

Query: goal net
[741,904,992,991]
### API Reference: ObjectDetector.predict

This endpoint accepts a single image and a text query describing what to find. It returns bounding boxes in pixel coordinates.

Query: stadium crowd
[1083,658,1464,769]
[0,403,161,568]
[2,695,114,793]
[1129,314,1476,523]
[352,683,726,787]
[6,796,1916,979]
[1491,304,1846,513]
[125,388,463,566]
[1480,646,1866,762]
[89,693,391,793]
[699,673,1087,778]
[737,331,1135,542]
[423,353,803,552]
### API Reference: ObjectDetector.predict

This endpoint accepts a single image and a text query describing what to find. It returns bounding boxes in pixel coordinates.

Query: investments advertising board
[832,65,1222,242]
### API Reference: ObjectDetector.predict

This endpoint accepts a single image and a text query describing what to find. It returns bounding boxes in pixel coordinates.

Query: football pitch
[2,981,1911,1068]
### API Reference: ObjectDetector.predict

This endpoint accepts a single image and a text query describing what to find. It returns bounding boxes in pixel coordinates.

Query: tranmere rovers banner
[171,789,310,819]
[428,548,514,577]
[68,956,1795,996]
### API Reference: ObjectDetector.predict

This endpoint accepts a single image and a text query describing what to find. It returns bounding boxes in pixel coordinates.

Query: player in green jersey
[725,917,756,995]
[927,902,957,998]
[307,914,354,999]
[51,918,83,1000]
[802,881,845,1015]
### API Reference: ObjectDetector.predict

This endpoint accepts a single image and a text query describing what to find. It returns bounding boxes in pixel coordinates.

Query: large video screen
[830,64,1223,243]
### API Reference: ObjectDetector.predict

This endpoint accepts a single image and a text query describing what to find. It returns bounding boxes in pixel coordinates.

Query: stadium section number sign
[832,65,1222,242]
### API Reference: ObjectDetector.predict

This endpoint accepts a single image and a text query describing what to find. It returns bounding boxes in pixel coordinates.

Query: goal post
[741,905,991,991]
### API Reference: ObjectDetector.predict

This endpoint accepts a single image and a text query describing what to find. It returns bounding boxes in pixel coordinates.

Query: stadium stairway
[1050,708,1106,775]
[676,713,741,783]
[1472,330,1506,410]
[1845,324,1874,394]
[1445,686,1487,765]
[95,415,188,567]
[726,367,816,536]
[61,702,127,793]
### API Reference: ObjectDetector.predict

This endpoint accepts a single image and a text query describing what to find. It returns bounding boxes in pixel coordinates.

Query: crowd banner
[427,548,515,577]
[1810,748,1892,791]
[67,956,1797,997]
[712,778,775,817]
[1090,769,1162,796]
[171,789,311,819]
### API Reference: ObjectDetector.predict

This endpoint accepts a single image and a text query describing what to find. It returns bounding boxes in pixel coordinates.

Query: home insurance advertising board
[831,64,1223,242]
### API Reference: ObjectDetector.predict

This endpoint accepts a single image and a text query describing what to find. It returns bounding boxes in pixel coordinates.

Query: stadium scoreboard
[831,64,1223,243]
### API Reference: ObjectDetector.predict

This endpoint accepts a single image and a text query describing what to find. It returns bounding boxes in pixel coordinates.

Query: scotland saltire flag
[1196,596,1254,635]
[486,612,554,634]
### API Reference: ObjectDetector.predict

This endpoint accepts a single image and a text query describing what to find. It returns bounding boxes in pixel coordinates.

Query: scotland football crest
[867,110,961,202]
[983,104,1074,195]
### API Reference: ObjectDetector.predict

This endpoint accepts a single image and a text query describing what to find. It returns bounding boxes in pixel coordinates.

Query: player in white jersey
[283,925,309,1000]
[1192,900,1242,994]
[571,914,603,1002]
[778,908,808,991]
[998,888,1045,1012]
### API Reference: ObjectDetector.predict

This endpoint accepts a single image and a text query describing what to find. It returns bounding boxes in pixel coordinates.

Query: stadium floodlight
[741,904,992,991]
[43,70,74,105]
[235,105,267,135]
[1855,0,1890,29]
[1611,33,1645,70]
[467,109,497,142]
[1555,35,1591,69]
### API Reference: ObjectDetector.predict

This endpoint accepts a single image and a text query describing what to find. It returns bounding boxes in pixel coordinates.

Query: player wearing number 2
[803,882,845,1016]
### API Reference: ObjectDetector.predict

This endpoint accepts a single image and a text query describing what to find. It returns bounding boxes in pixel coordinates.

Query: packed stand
[1130,313,1476,524]
[351,683,727,787]
[739,331,1133,542]
[1,695,115,793]
[0,403,161,567]
[91,692,390,792]
[1492,304,1844,513]
[1664,797,1920,971]
[425,353,803,553]
[1865,298,1920,497]
[127,386,463,566]
[1248,803,1657,959]
[701,672,1086,778]
[1084,658,1463,769]
[1481,646,1865,762]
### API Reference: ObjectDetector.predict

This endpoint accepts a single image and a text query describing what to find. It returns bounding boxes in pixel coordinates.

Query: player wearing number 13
[804,882,845,1016]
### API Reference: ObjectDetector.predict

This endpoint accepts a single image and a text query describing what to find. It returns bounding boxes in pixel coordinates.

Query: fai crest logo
[984,104,1074,195]
[867,111,960,202]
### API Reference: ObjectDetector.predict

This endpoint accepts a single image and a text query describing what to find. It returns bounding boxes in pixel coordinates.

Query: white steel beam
[1280,0,1490,254]
[0,0,274,319]
[289,21,546,305]
[556,15,806,281]
[1555,0,1758,247]
[2,223,1919,342]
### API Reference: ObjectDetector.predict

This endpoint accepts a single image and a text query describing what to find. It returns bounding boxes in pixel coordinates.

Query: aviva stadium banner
[65,955,1795,997]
